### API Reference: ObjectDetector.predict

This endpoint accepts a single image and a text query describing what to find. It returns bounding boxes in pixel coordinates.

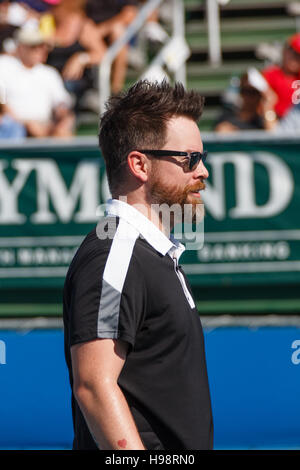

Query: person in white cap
[214,70,277,133]
[0,26,75,137]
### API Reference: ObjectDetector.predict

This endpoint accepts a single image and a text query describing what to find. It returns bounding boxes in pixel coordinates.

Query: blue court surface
[0,324,299,450]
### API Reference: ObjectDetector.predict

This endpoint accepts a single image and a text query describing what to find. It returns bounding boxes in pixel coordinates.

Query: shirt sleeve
[0,56,12,97]
[67,246,147,349]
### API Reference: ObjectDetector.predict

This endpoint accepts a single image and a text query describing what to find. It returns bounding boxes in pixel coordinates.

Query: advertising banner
[0,133,299,295]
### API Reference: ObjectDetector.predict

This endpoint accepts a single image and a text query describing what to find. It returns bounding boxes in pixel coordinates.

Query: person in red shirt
[262,33,300,118]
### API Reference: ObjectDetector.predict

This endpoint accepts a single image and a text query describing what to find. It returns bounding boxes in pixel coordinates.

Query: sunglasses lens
[189,152,207,170]
[190,156,199,170]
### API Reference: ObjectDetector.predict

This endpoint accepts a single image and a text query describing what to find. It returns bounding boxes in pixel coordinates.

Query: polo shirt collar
[105,198,185,260]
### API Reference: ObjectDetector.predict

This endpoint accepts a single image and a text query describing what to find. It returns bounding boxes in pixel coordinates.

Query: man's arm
[23,106,75,137]
[71,338,146,450]
[51,105,75,137]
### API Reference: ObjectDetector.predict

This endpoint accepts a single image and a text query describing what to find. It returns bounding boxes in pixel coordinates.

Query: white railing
[207,0,232,66]
[98,0,188,114]
[207,0,222,66]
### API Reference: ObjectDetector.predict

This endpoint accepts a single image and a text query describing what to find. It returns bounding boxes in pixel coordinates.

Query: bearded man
[63,80,213,450]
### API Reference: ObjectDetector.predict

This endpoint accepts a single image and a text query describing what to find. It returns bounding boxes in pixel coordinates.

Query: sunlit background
[0,0,300,450]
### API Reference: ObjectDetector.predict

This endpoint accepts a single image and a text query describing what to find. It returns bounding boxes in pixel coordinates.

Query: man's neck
[22,62,34,69]
[113,195,172,238]
[18,56,35,69]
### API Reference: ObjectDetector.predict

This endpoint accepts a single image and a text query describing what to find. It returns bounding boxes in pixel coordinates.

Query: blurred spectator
[274,102,300,132]
[46,0,109,109]
[85,0,138,93]
[214,69,277,133]
[16,0,60,13]
[0,103,26,138]
[0,1,40,25]
[18,1,60,38]
[262,33,300,118]
[0,1,26,53]
[0,26,75,137]
[0,1,56,53]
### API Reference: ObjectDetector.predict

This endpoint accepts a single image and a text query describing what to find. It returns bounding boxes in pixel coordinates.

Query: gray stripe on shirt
[97,217,139,337]
[97,278,121,336]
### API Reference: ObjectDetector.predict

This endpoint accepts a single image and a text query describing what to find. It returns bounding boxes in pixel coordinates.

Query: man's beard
[146,172,206,225]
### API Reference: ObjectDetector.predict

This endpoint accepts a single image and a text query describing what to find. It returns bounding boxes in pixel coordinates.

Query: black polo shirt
[63,199,213,450]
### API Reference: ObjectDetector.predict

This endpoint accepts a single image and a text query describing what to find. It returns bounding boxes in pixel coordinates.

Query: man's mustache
[186,182,206,193]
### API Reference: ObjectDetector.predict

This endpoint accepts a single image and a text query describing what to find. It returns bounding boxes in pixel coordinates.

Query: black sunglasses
[139,150,208,171]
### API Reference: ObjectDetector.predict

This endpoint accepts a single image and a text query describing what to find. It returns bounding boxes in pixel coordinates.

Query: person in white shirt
[0,27,75,137]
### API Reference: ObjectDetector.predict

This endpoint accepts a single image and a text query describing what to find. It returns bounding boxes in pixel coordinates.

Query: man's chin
[172,199,205,225]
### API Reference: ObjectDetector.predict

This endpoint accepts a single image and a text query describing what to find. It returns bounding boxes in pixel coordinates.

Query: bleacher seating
[185,0,298,130]
[76,0,299,135]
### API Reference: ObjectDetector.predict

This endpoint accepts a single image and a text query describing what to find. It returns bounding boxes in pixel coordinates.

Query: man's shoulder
[67,224,115,275]
[0,54,21,71]
[34,62,63,80]
[79,219,118,251]
[66,217,166,281]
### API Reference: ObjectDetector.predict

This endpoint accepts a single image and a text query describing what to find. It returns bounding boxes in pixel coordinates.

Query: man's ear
[127,151,150,183]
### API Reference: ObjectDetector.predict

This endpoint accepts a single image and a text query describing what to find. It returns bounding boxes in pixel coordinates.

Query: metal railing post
[207,0,222,67]
[173,0,186,86]
[98,0,164,114]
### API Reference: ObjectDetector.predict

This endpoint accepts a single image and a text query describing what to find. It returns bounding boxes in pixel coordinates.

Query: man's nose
[193,159,209,179]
